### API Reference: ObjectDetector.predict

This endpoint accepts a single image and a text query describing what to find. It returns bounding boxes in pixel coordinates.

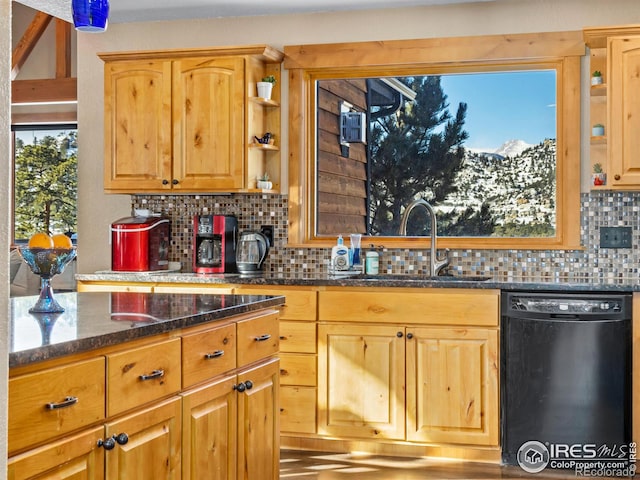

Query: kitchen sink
[347,273,491,282]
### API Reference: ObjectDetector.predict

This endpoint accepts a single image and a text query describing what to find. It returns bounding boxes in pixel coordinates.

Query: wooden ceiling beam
[11,11,53,81]
[12,77,77,104]
[55,19,72,78]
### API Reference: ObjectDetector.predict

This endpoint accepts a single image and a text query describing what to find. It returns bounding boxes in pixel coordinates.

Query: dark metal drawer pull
[139,369,164,381]
[204,350,224,359]
[46,396,78,410]
[254,334,271,342]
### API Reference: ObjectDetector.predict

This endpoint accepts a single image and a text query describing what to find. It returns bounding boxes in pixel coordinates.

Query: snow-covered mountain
[437,138,556,230]
[493,139,534,158]
[467,139,534,159]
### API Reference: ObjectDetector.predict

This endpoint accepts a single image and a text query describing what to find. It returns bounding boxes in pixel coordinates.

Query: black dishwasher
[501,291,632,469]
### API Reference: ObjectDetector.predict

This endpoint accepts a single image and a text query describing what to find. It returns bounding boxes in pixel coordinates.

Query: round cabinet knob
[172,179,179,185]
[245,380,254,390]
[162,179,169,185]
[406,333,414,339]
[234,382,246,392]
[396,331,403,338]
[98,437,116,450]
[114,433,129,446]
[614,174,621,180]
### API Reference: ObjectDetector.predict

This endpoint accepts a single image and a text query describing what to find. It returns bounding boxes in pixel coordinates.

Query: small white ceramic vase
[256,82,273,100]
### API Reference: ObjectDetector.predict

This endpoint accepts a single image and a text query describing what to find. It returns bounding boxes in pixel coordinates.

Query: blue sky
[439,70,556,151]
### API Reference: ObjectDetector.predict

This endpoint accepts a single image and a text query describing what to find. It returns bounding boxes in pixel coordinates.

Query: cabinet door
[609,36,640,186]
[172,56,245,191]
[406,327,498,445]
[104,60,173,191]
[317,323,405,440]
[8,427,104,480]
[237,358,280,480]
[105,396,181,480]
[182,375,237,480]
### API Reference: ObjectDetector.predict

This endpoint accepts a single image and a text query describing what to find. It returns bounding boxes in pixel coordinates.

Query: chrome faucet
[398,198,450,276]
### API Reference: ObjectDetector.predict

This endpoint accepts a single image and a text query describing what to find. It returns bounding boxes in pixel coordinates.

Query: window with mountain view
[316,70,557,238]
[12,125,78,244]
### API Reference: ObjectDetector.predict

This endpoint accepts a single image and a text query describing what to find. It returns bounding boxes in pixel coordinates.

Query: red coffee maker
[193,215,238,274]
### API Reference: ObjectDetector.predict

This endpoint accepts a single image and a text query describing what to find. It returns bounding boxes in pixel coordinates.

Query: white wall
[1,0,11,475]
[77,0,640,273]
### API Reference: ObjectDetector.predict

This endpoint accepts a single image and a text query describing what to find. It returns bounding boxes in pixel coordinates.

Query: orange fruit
[52,233,73,249]
[28,232,54,249]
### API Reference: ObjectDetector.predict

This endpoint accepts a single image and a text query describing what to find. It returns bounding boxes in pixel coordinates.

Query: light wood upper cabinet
[103,59,173,192]
[172,56,245,191]
[609,36,640,187]
[584,26,640,189]
[100,46,284,193]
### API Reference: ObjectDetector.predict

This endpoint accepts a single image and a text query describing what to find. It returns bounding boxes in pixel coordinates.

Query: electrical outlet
[260,225,274,246]
[599,226,632,249]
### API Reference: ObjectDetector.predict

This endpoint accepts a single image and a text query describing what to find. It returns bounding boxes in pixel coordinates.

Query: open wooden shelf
[250,143,279,151]
[250,97,280,107]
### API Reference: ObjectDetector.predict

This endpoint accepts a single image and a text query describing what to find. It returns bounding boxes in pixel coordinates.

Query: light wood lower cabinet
[182,354,280,480]
[235,286,318,436]
[406,326,498,445]
[105,397,182,479]
[317,323,499,445]
[237,358,280,480]
[317,288,500,448]
[182,374,238,479]
[8,309,280,480]
[8,427,105,480]
[318,323,406,439]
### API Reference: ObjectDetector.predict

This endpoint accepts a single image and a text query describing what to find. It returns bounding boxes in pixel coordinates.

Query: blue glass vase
[72,0,110,32]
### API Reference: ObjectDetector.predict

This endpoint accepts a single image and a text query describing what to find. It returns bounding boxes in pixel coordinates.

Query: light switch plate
[599,226,632,249]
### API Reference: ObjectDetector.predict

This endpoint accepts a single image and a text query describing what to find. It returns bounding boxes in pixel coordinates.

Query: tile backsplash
[133,190,640,282]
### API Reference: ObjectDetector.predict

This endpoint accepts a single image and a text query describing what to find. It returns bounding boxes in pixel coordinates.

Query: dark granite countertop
[10,291,284,369]
[75,271,640,292]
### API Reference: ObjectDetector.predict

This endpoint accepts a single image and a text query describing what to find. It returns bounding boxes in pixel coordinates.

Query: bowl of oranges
[18,232,77,313]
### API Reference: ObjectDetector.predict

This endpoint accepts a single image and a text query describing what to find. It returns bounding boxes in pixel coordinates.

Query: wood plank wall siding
[284,31,585,249]
[317,79,368,235]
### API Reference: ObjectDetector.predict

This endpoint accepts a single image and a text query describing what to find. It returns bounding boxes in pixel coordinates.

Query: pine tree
[14,131,78,239]
[368,76,492,236]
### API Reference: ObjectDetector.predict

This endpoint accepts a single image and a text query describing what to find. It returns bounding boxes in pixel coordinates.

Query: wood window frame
[284,31,585,249]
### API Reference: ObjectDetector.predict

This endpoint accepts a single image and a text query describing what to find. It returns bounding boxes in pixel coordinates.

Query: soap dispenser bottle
[330,235,350,271]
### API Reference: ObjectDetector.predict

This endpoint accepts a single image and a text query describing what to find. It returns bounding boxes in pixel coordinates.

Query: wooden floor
[279,450,615,479]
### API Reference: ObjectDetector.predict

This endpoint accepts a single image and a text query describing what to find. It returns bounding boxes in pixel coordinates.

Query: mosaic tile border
[132,191,640,283]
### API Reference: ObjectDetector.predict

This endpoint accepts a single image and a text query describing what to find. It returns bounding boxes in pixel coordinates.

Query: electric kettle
[236,231,270,274]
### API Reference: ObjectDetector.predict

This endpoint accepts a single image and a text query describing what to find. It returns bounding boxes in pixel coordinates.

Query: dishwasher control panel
[505,292,631,318]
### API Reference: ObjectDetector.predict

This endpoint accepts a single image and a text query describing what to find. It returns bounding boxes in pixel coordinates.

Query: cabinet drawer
[279,354,316,386]
[235,287,317,320]
[280,386,316,434]
[107,338,181,416]
[319,289,500,326]
[182,323,236,387]
[279,321,316,353]
[9,357,105,454]
[237,311,279,366]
